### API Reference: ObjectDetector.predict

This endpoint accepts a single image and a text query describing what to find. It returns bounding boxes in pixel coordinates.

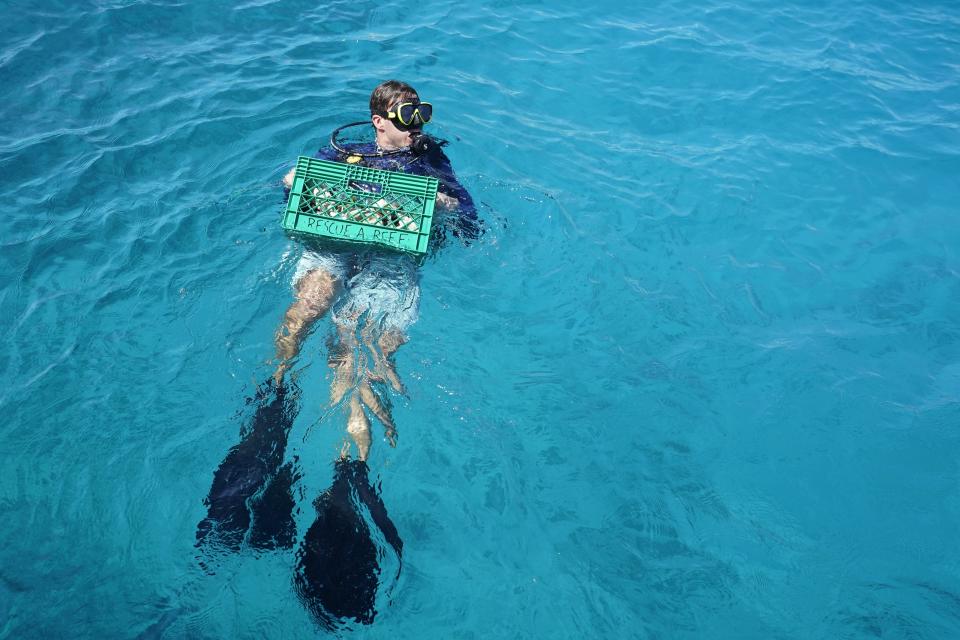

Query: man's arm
[283,147,341,192]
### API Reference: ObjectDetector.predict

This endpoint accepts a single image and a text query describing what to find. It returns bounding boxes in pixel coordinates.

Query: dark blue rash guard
[313,142,481,243]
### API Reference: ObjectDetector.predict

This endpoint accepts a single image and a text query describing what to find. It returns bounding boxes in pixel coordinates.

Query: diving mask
[383,101,433,128]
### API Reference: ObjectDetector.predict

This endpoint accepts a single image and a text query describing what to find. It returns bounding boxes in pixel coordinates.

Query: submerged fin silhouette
[249,459,300,550]
[196,379,299,552]
[294,458,402,629]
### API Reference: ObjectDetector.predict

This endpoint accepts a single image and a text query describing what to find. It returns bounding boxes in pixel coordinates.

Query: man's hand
[283,167,296,188]
[435,192,457,211]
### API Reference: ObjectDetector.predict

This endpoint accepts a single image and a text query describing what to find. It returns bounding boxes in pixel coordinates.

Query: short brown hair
[370,80,419,116]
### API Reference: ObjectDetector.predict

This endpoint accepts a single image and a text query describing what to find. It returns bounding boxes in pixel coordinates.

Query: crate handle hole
[348,180,382,194]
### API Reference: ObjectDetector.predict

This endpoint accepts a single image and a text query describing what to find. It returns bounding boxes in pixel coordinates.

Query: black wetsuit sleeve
[430,149,481,241]
[313,147,340,161]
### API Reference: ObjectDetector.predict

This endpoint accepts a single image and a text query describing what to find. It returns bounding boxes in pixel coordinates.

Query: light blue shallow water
[2,0,960,637]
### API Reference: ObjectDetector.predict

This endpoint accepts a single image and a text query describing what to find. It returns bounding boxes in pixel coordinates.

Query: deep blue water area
[2,0,960,638]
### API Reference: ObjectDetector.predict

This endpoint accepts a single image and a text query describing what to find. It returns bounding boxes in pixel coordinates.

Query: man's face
[372,98,422,149]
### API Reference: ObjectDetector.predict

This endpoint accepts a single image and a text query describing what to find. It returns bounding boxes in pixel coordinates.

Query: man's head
[370,80,431,150]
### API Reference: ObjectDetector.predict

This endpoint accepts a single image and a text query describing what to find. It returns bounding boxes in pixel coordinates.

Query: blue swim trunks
[292,247,421,333]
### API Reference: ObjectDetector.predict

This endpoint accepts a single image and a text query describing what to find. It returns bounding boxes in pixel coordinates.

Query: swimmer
[197,80,479,630]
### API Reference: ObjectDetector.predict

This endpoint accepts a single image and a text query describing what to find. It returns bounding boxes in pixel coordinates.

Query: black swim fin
[195,379,299,552]
[293,458,402,629]
[248,459,300,550]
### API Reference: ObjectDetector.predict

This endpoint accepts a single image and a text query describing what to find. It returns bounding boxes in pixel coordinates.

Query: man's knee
[379,330,407,355]
[295,269,339,310]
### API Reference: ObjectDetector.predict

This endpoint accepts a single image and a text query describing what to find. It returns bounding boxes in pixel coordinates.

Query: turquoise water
[2,0,960,637]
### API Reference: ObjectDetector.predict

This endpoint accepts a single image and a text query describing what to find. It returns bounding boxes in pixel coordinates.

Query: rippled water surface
[3,0,960,638]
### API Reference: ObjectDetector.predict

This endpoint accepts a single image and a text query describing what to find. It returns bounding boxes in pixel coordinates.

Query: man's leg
[346,394,371,461]
[328,321,358,406]
[378,329,408,393]
[331,319,398,453]
[361,320,408,394]
[274,268,340,383]
[358,379,396,447]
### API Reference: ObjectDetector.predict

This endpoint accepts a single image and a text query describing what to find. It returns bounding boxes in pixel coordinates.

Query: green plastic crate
[282,156,438,255]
